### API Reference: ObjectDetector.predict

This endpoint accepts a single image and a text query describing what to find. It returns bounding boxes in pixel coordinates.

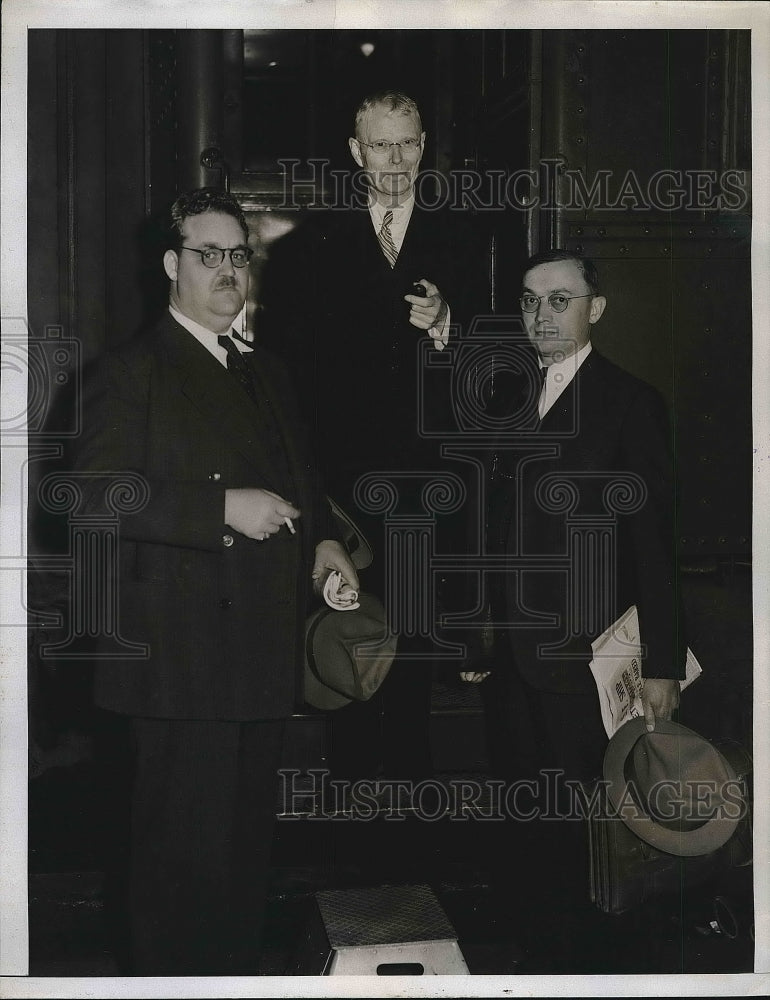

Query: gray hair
[353,91,422,136]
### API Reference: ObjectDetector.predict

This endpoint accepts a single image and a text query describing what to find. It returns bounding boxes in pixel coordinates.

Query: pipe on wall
[176,30,225,191]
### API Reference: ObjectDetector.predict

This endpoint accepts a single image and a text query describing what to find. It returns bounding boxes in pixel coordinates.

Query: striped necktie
[377,209,399,268]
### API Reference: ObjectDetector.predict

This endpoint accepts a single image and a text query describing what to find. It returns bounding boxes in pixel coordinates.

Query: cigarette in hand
[284,517,296,535]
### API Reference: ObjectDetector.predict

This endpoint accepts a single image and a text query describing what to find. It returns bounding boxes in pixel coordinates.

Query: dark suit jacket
[260,204,488,508]
[488,347,686,695]
[73,312,330,721]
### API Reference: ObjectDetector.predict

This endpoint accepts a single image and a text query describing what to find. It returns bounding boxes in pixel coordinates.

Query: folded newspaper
[322,569,360,611]
[589,605,702,738]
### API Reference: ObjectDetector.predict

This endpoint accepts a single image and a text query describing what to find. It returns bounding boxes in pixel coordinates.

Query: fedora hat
[603,717,744,857]
[304,593,397,710]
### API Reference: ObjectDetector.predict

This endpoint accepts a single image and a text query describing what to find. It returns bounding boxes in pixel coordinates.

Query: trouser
[481,666,608,953]
[326,657,434,781]
[482,666,607,786]
[128,717,285,975]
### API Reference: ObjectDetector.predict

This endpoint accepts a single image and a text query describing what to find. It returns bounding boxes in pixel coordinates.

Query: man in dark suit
[261,91,486,784]
[73,187,357,974]
[474,250,685,965]
[479,249,684,782]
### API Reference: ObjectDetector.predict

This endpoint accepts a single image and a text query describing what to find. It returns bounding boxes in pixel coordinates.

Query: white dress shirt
[169,305,253,367]
[539,341,593,419]
[368,195,415,255]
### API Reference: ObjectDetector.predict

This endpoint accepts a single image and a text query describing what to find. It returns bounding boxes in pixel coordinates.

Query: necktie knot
[377,209,398,268]
[218,333,258,402]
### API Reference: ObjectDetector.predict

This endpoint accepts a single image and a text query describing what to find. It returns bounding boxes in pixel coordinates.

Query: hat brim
[303,594,397,711]
[603,717,741,857]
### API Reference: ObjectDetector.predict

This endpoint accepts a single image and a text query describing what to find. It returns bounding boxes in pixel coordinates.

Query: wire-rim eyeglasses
[355,138,423,153]
[520,292,595,314]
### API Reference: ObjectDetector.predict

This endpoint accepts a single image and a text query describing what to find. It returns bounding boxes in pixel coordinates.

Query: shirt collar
[544,339,592,377]
[168,305,252,353]
[368,192,415,227]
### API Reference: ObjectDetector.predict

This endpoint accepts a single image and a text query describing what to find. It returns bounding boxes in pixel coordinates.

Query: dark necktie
[377,209,399,268]
[218,333,258,403]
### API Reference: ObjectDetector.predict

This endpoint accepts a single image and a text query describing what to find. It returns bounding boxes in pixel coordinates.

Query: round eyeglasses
[181,246,253,269]
[356,138,422,153]
[520,292,594,314]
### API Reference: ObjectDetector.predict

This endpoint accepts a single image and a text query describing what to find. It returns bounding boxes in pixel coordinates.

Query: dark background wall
[27,27,751,557]
[26,26,752,764]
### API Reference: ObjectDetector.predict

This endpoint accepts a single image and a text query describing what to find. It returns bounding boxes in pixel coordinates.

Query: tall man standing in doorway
[74,187,357,974]
[262,91,486,786]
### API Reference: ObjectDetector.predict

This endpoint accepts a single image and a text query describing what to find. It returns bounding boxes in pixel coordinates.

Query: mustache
[214,276,238,289]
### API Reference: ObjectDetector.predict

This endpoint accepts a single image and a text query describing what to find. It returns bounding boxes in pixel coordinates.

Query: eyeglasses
[519,292,594,314]
[355,137,422,153]
[181,246,253,268]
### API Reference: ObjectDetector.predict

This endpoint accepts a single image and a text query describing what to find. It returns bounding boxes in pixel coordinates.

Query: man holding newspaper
[479,249,685,787]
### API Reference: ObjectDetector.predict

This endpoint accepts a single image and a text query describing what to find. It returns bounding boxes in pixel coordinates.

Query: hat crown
[604,718,744,857]
[303,594,397,710]
[629,732,733,831]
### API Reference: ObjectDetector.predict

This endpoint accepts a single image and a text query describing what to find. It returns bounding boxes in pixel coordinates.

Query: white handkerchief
[322,570,360,611]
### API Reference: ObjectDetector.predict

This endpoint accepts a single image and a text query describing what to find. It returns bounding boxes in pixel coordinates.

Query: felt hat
[603,717,745,857]
[303,593,397,710]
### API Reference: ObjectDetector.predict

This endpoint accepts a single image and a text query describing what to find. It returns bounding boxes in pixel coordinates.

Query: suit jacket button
[219,598,232,609]
[209,472,222,481]
[223,534,234,547]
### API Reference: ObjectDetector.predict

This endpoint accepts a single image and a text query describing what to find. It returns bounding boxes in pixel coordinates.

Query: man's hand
[641,678,680,732]
[224,488,300,541]
[405,278,448,332]
[312,539,360,596]
[460,670,491,684]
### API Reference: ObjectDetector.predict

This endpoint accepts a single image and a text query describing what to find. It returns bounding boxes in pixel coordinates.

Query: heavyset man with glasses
[73,187,357,974]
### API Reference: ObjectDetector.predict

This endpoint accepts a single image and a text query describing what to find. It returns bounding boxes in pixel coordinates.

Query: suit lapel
[538,350,599,436]
[346,205,425,280]
[393,205,426,274]
[158,317,290,492]
[242,350,302,500]
[354,208,395,278]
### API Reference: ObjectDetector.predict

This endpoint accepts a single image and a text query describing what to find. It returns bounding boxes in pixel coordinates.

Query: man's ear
[348,136,364,168]
[589,295,607,324]
[163,249,178,282]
